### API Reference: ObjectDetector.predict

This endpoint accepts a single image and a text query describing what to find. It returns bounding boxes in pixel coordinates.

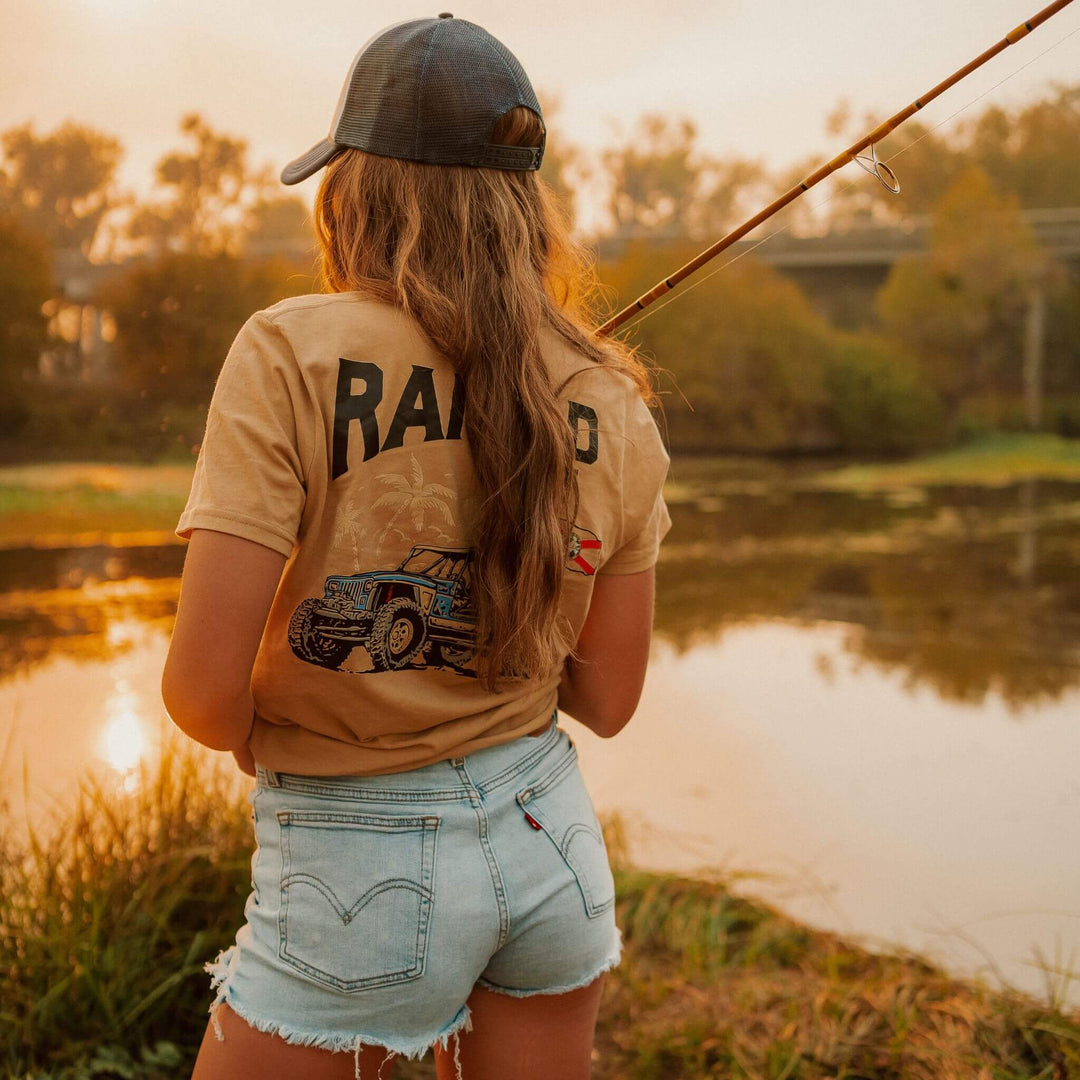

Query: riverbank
[2,736,1076,1080]
[808,432,1080,491]
[1,433,1078,550]
[0,463,192,550]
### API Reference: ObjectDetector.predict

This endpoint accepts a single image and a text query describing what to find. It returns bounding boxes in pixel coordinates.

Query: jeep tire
[288,597,353,669]
[368,597,428,670]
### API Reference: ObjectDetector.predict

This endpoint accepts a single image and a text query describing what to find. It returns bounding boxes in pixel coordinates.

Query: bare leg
[432,973,606,1080]
[191,1001,399,1080]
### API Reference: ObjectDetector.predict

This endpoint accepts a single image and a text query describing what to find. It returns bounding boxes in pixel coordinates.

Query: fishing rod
[596,0,1077,338]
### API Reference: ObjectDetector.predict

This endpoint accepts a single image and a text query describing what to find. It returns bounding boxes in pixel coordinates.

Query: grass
[0,741,251,1079]
[0,464,193,549]
[2,735,1077,1079]
[807,432,1080,491]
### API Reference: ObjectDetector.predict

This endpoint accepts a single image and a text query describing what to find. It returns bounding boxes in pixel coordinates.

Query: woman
[162,14,671,1080]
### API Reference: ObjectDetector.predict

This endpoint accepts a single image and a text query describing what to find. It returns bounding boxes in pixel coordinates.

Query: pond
[2,469,1078,1009]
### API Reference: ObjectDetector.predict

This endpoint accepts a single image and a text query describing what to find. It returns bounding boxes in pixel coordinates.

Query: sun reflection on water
[100,680,148,790]
[98,618,153,789]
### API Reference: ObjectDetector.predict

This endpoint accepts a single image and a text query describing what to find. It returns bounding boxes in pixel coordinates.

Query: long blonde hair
[313,105,658,692]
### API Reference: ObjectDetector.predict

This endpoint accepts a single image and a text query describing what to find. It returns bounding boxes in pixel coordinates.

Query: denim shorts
[203,710,622,1079]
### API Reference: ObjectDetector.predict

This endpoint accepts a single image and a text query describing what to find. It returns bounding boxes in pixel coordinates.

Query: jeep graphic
[288,526,602,676]
[288,546,479,676]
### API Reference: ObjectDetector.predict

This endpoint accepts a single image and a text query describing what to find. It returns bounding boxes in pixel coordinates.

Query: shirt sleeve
[597,390,673,575]
[175,311,311,559]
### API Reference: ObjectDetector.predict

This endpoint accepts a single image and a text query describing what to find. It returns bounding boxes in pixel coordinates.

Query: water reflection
[0,540,186,593]
[100,704,147,787]
[0,616,231,834]
[574,625,1080,1009]
[655,475,1080,707]
[99,621,152,786]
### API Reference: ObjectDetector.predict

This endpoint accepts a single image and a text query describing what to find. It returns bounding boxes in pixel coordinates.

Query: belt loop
[255,763,280,788]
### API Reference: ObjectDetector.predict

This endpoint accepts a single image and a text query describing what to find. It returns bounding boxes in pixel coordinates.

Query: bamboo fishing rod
[596,0,1076,337]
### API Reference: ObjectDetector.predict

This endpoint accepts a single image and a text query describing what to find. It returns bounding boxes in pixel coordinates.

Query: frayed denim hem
[474,923,623,999]
[204,945,473,1080]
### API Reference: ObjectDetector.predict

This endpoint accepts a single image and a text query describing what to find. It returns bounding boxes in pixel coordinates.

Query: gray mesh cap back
[280,14,545,185]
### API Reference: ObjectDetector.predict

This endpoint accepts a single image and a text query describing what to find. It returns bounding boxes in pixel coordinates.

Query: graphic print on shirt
[287,525,602,676]
[566,523,602,575]
[330,454,466,572]
[331,490,372,572]
[288,545,479,675]
[369,453,458,562]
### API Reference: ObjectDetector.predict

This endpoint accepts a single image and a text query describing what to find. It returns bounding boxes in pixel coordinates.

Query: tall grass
[1,735,251,1079]
[3,738,1078,1079]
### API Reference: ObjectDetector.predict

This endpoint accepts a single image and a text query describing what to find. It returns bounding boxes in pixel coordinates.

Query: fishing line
[605,12,1080,339]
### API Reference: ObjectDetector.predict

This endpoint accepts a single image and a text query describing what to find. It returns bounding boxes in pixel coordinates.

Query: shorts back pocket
[516,750,615,918]
[277,810,440,992]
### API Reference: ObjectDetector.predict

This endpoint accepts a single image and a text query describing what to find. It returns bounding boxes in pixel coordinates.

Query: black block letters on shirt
[568,401,598,465]
[332,357,599,480]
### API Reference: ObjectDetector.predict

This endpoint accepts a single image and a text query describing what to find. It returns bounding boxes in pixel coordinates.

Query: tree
[686,158,771,240]
[0,213,52,432]
[599,243,838,452]
[823,332,947,453]
[973,84,1080,209]
[95,251,315,406]
[875,166,1053,413]
[241,194,315,259]
[0,120,124,259]
[535,91,587,228]
[599,114,770,242]
[760,153,828,235]
[601,115,705,238]
[127,113,273,258]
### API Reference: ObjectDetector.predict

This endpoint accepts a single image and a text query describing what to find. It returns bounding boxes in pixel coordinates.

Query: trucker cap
[280,13,545,184]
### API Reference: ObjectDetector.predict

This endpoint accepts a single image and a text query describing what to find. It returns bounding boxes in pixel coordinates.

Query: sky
[2,0,1079,235]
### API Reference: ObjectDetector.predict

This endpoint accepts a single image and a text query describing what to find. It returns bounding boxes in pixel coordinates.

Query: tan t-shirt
[175,292,671,775]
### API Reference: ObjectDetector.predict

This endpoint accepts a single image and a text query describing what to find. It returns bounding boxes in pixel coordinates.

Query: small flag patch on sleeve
[566,524,602,576]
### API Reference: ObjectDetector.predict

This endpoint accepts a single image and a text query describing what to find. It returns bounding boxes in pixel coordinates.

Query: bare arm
[162,528,287,756]
[557,565,655,738]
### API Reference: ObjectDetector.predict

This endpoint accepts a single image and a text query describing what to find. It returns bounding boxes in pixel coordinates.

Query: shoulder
[252,293,428,361]
[256,291,389,324]
[539,323,643,405]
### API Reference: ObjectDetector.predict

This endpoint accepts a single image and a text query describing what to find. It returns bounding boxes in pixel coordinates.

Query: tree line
[0,86,1078,461]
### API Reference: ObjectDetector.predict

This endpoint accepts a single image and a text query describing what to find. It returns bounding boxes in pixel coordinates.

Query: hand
[231,740,257,777]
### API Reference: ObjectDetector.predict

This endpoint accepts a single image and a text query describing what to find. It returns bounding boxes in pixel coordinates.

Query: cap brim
[280,137,343,185]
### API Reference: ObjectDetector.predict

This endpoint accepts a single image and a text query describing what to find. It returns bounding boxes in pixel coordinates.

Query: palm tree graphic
[332,491,370,571]
[372,453,455,561]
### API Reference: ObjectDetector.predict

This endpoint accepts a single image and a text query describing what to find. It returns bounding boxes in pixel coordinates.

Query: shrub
[823,333,948,454]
